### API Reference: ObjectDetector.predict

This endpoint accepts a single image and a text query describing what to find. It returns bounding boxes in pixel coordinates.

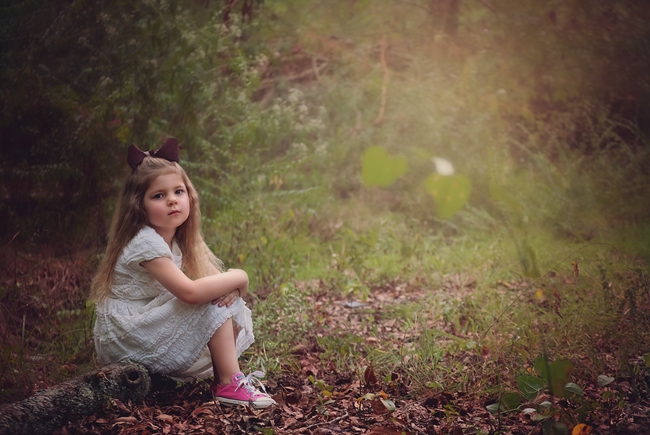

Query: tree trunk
[0,362,151,435]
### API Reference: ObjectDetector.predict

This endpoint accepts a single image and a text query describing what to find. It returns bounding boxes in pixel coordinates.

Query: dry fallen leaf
[572,423,592,435]
[364,364,378,385]
[156,413,174,422]
[572,260,580,277]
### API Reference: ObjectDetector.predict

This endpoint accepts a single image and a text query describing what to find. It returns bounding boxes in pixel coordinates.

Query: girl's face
[142,172,190,238]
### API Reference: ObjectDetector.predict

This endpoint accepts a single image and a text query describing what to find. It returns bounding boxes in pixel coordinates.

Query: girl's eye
[153,193,164,199]
[175,189,185,195]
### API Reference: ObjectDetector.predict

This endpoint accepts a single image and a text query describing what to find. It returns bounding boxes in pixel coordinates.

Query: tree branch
[0,362,152,435]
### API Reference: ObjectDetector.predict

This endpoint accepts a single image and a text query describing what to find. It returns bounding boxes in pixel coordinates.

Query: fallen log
[0,361,151,435]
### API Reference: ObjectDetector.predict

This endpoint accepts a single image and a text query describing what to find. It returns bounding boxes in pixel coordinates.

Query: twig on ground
[302,412,349,430]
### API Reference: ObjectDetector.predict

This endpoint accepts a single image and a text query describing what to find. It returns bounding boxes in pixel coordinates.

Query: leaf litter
[55,279,650,435]
[3,250,649,434]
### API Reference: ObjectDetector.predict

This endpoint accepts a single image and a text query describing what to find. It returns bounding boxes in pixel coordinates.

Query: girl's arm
[203,263,239,307]
[141,257,248,305]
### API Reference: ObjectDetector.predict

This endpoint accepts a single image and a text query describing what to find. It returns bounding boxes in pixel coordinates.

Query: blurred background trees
[0,0,267,246]
[1,0,648,253]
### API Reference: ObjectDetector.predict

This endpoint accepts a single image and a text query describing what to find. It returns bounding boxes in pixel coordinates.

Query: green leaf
[359,392,376,401]
[534,356,549,379]
[380,398,396,412]
[543,421,567,435]
[517,375,545,400]
[486,402,503,414]
[534,357,574,398]
[564,382,584,397]
[424,173,472,218]
[501,392,521,411]
[641,354,650,367]
[597,375,615,387]
[486,393,520,414]
[361,146,408,187]
[549,360,574,398]
[533,413,548,422]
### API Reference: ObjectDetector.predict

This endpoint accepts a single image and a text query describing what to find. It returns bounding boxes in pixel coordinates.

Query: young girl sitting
[90,138,276,409]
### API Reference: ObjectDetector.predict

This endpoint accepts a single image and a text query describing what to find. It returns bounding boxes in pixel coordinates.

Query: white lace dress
[93,226,254,380]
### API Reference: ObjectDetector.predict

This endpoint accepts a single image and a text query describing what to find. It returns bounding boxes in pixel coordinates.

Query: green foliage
[482,332,644,432]
[0,0,276,246]
[533,356,577,399]
[317,333,365,372]
[249,281,313,371]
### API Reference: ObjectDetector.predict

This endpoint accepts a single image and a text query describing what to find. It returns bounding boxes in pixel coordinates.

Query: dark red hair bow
[127,138,181,169]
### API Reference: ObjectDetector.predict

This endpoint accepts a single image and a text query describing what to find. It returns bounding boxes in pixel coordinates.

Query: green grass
[242,179,650,392]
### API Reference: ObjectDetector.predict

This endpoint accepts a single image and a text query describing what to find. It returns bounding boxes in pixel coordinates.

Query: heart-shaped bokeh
[361,146,408,187]
[424,173,472,218]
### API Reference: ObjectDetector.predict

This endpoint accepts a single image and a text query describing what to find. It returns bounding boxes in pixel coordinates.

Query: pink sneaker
[211,371,277,409]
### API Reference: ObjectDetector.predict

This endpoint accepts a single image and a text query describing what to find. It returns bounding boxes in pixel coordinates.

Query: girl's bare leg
[208,317,241,384]
[232,322,242,346]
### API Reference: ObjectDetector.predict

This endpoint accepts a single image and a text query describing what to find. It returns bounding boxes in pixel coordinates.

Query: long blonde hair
[90,157,223,303]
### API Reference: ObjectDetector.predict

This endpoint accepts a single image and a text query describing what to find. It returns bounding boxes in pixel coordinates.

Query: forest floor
[2,249,649,434]
[52,284,650,435]
[52,356,650,434]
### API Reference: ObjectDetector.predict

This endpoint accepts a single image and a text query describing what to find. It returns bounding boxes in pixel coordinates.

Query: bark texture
[0,362,151,435]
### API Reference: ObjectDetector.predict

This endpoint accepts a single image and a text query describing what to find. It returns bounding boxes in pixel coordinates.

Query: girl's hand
[212,289,241,307]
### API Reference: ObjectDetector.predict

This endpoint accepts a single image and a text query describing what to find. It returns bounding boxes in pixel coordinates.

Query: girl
[90,138,275,409]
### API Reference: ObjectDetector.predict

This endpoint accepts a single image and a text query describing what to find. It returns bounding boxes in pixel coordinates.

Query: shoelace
[235,370,269,396]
